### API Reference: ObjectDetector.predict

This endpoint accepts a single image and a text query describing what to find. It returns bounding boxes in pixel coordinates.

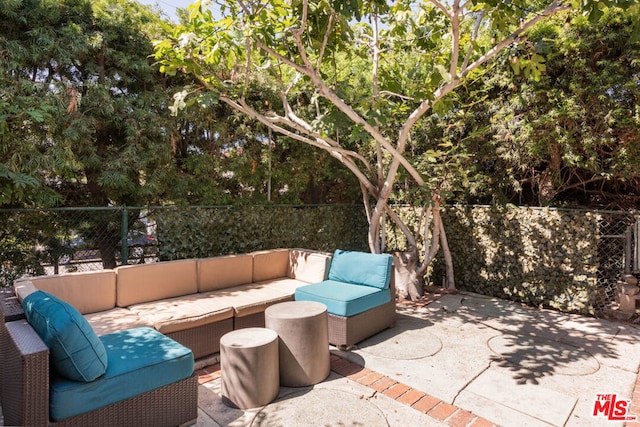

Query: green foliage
[386,204,603,314]
[441,206,600,314]
[0,0,355,258]
[154,205,368,260]
[443,7,640,208]
[510,53,547,82]
[0,0,177,208]
[153,0,638,237]
[0,211,58,286]
[0,203,623,317]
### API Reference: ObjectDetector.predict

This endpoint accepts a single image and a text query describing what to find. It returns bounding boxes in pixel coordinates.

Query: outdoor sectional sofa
[0,248,397,426]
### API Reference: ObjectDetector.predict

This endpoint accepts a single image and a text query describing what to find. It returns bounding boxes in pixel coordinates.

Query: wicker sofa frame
[0,249,397,424]
[327,272,397,349]
[0,248,331,426]
[327,297,396,349]
[10,249,332,361]
[0,318,198,427]
[234,273,397,350]
[165,318,234,360]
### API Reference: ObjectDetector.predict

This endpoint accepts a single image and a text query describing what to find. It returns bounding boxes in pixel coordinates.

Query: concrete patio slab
[3,290,639,427]
[196,371,446,427]
[458,368,577,426]
[337,306,499,403]
[335,292,640,426]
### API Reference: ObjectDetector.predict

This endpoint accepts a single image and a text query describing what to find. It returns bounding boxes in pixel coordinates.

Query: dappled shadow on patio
[193,290,640,427]
[390,291,640,385]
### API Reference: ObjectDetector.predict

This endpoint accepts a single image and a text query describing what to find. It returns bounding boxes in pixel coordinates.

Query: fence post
[121,206,128,265]
[625,226,632,274]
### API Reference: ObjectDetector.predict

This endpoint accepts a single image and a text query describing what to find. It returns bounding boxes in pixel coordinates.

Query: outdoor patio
[3,289,640,426]
[189,290,640,427]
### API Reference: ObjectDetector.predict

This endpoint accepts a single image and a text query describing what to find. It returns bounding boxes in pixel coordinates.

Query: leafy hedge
[1,204,623,316]
[154,205,369,260]
[156,204,620,315]
[383,205,621,314]
[429,206,606,314]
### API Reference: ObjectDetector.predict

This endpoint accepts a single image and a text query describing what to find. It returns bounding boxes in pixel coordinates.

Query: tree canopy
[2,0,638,292]
[0,0,357,270]
[461,8,640,208]
[0,0,174,207]
[155,0,639,297]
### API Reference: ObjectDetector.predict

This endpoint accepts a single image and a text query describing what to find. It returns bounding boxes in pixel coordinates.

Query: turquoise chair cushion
[328,250,393,289]
[23,290,108,382]
[295,280,391,317]
[50,326,194,422]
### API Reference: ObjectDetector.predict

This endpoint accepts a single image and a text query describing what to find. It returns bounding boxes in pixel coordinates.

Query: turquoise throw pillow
[23,290,108,382]
[328,250,393,289]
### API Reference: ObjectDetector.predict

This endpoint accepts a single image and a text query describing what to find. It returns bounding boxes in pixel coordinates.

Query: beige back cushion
[198,254,254,292]
[14,279,38,302]
[288,249,331,283]
[116,259,197,307]
[252,249,290,283]
[29,270,117,314]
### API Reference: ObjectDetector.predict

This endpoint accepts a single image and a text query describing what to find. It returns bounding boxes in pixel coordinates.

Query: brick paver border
[197,290,640,426]
[328,352,497,427]
[196,288,499,427]
[197,353,497,427]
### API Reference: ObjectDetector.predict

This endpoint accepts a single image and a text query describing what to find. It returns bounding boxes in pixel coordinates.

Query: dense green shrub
[384,205,613,314]
[154,205,369,260]
[2,204,627,316]
[438,206,600,314]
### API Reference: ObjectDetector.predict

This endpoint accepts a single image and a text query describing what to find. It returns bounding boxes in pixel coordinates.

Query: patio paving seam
[329,352,499,427]
[194,288,640,427]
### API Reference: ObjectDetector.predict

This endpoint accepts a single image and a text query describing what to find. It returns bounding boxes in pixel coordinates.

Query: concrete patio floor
[194,291,640,427]
[3,290,640,426]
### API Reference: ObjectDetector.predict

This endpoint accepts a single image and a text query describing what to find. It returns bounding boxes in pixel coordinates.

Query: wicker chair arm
[1,319,50,426]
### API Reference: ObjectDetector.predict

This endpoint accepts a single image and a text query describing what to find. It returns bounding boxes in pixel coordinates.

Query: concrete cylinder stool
[220,327,279,409]
[265,301,330,387]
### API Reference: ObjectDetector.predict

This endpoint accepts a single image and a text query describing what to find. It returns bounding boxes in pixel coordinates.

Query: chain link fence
[0,206,157,285]
[594,210,637,313]
[0,205,367,286]
[0,205,637,317]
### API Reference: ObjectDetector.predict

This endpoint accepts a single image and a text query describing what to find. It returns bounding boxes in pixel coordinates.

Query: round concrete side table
[265,301,330,387]
[220,327,279,409]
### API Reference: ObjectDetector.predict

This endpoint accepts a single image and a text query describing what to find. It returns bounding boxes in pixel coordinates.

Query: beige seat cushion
[25,270,117,314]
[116,259,198,307]
[85,308,152,336]
[254,278,311,296]
[219,282,296,318]
[128,293,234,334]
[198,254,253,292]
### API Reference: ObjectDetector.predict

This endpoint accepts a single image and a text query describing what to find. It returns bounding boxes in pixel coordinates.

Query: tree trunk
[387,199,456,300]
[437,213,456,290]
[99,234,118,270]
[393,245,424,300]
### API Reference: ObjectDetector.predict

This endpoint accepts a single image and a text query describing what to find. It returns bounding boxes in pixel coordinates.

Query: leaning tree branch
[384,204,418,250]
[395,1,570,191]
[210,91,379,195]
[316,12,334,68]
[251,25,426,186]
